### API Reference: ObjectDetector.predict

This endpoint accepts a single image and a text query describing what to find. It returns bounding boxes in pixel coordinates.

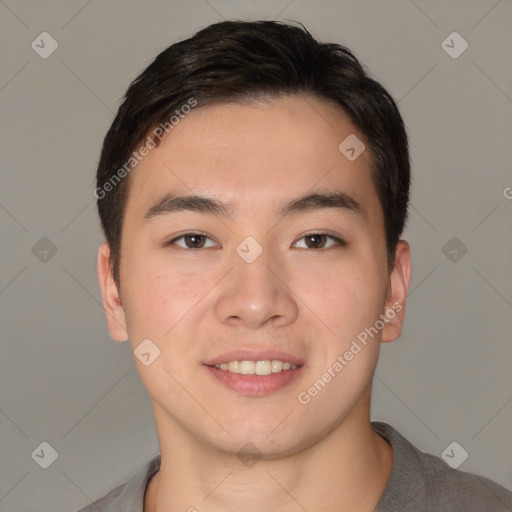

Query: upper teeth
[213,360,298,375]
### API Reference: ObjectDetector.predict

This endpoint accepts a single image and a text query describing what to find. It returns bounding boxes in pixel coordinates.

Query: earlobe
[381,240,412,343]
[97,243,129,342]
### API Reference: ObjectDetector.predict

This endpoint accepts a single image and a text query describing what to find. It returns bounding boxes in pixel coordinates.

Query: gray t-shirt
[75,421,511,511]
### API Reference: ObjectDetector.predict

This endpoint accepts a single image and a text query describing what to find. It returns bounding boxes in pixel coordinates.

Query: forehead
[125,95,380,223]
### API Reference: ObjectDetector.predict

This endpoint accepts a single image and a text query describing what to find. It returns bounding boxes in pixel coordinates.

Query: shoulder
[74,481,125,511]
[372,422,511,512]
[73,454,161,512]
[417,446,511,510]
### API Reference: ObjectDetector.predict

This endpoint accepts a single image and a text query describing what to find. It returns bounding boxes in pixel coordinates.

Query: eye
[165,232,345,250]
[167,233,218,249]
[292,233,345,250]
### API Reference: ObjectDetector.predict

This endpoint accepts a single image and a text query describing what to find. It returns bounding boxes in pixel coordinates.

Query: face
[98,95,410,458]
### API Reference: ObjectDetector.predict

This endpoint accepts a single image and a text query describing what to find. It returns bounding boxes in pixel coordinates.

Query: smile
[211,360,299,375]
[204,362,304,396]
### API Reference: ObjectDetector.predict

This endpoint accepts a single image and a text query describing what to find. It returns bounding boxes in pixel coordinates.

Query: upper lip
[203,349,305,366]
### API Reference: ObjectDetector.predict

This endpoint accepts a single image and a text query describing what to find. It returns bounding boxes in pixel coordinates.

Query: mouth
[202,350,305,396]
[209,359,300,375]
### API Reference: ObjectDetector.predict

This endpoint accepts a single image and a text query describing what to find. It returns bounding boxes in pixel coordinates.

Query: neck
[144,393,393,512]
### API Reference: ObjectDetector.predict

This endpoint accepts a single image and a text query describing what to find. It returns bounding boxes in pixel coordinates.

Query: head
[97,20,411,457]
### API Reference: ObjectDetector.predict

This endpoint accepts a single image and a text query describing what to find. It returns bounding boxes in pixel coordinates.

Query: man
[78,20,511,512]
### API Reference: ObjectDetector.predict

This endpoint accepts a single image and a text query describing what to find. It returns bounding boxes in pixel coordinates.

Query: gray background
[1,0,511,510]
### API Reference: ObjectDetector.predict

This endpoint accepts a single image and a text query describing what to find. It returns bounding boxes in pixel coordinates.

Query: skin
[98,94,411,512]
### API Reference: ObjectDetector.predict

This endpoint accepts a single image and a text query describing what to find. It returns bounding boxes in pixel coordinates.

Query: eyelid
[292,231,346,249]
[166,231,219,249]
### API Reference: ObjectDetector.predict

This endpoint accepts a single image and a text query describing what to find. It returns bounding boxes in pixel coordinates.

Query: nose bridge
[215,237,299,329]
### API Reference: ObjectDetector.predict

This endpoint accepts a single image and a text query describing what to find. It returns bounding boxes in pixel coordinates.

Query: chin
[204,415,315,459]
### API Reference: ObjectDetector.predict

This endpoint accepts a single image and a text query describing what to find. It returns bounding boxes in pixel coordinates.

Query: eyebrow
[143,190,365,222]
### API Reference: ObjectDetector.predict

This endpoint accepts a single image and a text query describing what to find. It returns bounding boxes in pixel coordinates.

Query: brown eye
[304,234,328,249]
[167,233,218,249]
[293,233,345,250]
[183,234,206,248]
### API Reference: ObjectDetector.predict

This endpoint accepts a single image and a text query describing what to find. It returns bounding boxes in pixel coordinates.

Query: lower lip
[203,364,304,396]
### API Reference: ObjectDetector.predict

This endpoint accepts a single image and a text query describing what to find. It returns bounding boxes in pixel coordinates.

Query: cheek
[122,267,209,384]
[146,271,201,322]
[122,256,204,341]
[301,260,385,339]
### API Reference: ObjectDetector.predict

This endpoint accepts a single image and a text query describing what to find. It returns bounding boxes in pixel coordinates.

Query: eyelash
[165,232,346,250]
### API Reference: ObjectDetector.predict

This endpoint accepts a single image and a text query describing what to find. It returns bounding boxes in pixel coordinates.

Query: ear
[97,242,128,342]
[381,240,412,343]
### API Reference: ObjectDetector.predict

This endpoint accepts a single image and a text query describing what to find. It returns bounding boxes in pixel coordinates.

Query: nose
[215,246,299,329]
